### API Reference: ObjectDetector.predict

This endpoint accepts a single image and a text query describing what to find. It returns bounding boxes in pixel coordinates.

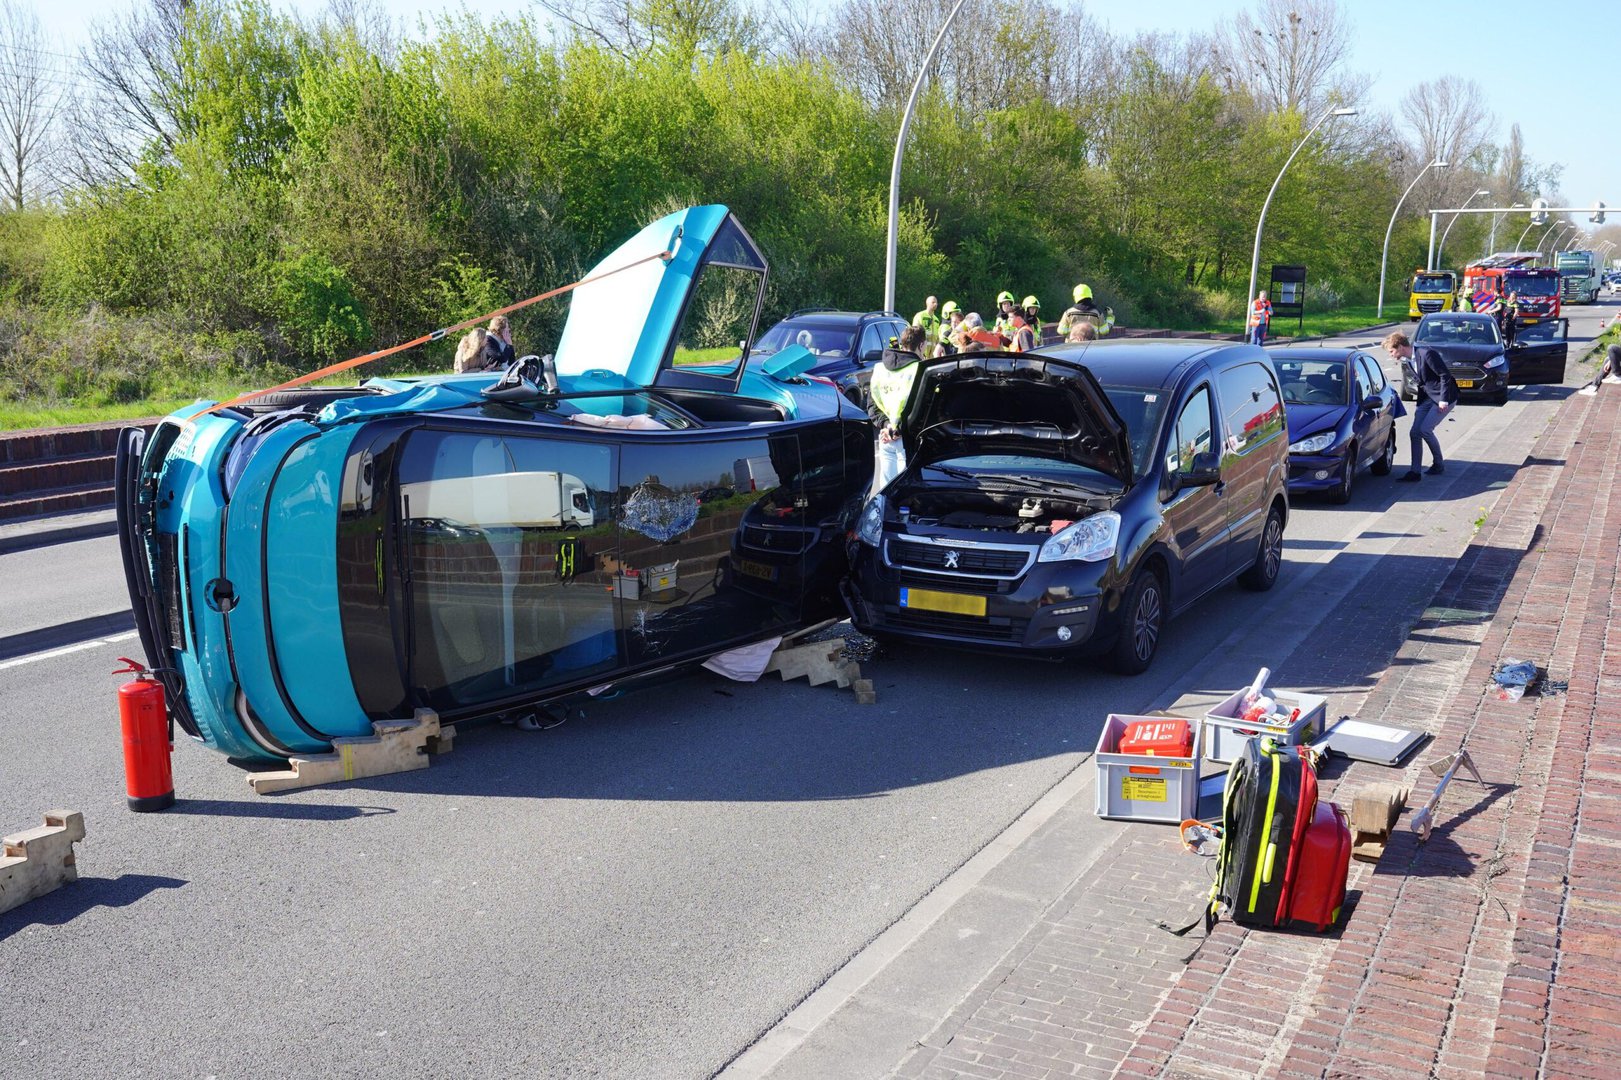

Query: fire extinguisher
[114,657,175,812]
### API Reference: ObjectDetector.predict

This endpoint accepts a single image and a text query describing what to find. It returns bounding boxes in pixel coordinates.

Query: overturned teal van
[116,206,873,763]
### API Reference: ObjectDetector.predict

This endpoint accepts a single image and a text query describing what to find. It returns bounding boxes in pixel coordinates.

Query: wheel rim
[1384,435,1395,467]
[1262,515,1283,580]
[1133,582,1162,661]
[1340,448,1355,496]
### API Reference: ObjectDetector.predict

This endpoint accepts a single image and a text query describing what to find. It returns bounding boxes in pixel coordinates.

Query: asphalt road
[1,299,1611,1079]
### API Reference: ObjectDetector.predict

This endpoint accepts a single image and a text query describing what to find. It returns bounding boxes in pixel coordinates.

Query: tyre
[1328,446,1356,504]
[1108,568,1165,675]
[1369,430,1396,476]
[1238,505,1285,592]
[236,387,375,415]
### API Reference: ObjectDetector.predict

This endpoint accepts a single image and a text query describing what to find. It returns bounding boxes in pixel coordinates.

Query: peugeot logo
[943,550,961,569]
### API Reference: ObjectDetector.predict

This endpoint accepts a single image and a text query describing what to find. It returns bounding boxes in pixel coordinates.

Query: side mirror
[1177,451,1222,490]
[1362,394,1384,411]
[861,349,884,365]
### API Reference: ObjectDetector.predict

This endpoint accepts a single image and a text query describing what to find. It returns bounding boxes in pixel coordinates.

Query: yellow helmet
[996,290,1015,305]
[941,300,959,317]
[1022,295,1040,309]
[1073,283,1093,302]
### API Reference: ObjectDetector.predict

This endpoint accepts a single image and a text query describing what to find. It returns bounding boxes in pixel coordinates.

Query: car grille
[741,523,817,555]
[897,569,1001,593]
[157,531,185,651]
[885,536,1033,579]
[889,608,1027,641]
[1448,363,1488,381]
[1417,300,1444,312]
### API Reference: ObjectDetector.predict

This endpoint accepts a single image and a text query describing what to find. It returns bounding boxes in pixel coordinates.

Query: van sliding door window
[395,431,617,710]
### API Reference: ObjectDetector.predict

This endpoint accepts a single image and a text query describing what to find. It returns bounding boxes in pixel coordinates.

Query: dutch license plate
[737,558,777,581]
[900,587,987,617]
[1121,776,1167,802]
[1456,379,1475,388]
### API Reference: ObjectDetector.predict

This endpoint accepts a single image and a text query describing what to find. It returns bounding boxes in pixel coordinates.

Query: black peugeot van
[844,340,1290,673]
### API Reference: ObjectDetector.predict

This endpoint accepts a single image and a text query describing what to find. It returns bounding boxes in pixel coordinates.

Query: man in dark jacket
[1384,330,1458,482]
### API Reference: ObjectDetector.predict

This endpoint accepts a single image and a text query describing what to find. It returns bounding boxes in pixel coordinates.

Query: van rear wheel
[1239,506,1285,591]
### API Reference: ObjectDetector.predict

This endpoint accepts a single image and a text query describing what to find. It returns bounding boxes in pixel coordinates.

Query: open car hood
[899,353,1132,484]
[552,204,767,392]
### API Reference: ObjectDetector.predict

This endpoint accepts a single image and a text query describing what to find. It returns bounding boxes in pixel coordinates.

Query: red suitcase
[1286,801,1351,931]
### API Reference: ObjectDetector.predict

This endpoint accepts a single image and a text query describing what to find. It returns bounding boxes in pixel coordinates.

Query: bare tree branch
[1212,0,1355,115]
[0,0,62,208]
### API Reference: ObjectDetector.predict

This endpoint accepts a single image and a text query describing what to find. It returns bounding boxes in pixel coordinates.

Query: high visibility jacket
[1248,298,1272,327]
[1007,323,1035,352]
[912,310,942,342]
[1058,302,1114,337]
[868,350,923,426]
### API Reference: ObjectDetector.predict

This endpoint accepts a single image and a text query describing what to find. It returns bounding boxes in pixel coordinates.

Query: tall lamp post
[1246,105,1358,310]
[1515,216,1545,251]
[1435,188,1490,267]
[883,0,968,313]
[1378,159,1448,318]
[1539,221,1571,252]
[1490,203,1524,254]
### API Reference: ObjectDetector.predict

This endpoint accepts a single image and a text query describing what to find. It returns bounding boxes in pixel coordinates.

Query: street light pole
[1378,159,1448,318]
[1246,105,1358,311]
[1515,218,1541,251]
[883,0,967,313]
[1490,203,1524,254]
[1436,188,1490,267]
[1539,221,1570,252]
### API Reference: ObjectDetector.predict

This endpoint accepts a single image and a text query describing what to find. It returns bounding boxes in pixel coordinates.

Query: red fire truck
[1461,253,1562,325]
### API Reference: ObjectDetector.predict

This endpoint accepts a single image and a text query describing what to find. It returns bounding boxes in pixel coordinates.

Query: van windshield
[1100,386,1167,480]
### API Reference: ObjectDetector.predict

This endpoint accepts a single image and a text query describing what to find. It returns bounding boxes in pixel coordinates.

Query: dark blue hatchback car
[1269,347,1400,503]
[749,309,910,404]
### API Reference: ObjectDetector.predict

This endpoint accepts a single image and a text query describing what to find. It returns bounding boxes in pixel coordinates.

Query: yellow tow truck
[1408,270,1458,318]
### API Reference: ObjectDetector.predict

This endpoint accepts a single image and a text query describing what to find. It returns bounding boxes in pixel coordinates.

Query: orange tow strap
[181,248,674,424]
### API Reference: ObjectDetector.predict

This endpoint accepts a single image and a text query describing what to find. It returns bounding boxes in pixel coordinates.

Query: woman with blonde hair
[453,328,489,374]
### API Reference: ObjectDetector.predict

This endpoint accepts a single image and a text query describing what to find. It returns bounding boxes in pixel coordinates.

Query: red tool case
[1286,801,1352,931]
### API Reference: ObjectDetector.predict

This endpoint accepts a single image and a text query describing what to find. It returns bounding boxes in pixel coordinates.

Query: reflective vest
[1248,298,1272,327]
[1059,303,1114,337]
[912,310,942,342]
[869,355,922,425]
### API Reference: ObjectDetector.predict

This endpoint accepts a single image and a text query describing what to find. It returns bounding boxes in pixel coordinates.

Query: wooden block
[0,810,86,916]
[764,640,845,687]
[854,690,878,705]
[1350,783,1408,835]
[248,709,445,795]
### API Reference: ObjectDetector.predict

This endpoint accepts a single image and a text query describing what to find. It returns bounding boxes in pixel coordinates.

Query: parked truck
[1555,249,1602,304]
[1408,270,1459,317]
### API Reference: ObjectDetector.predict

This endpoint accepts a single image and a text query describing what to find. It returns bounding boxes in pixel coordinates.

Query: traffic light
[1591,202,1607,225]
[1531,198,1549,226]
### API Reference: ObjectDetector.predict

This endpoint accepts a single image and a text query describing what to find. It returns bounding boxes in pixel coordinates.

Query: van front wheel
[1109,569,1165,675]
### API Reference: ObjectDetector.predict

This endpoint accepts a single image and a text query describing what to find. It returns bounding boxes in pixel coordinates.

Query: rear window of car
[753,320,856,357]
[1271,359,1350,406]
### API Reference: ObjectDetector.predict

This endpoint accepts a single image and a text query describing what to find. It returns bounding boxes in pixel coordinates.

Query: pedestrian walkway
[891,381,1619,1079]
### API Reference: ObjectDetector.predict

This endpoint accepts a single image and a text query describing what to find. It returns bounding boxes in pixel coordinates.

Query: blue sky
[29,1,1615,211]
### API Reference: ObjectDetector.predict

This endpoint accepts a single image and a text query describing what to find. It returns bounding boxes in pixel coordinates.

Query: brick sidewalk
[894,384,1618,1079]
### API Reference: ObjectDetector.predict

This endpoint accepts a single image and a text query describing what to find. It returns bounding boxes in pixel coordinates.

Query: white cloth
[702,636,784,682]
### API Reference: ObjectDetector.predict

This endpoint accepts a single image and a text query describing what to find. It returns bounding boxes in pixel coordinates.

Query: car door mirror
[1177,451,1222,490]
[861,349,884,365]
[1362,394,1384,412]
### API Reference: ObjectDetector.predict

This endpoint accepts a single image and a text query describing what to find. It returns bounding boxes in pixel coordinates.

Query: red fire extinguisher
[115,657,175,812]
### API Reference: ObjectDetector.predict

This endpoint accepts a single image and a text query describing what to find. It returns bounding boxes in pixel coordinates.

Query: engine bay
[897,488,1100,535]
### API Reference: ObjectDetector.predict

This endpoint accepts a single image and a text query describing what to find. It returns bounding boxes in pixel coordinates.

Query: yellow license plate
[737,558,777,581]
[900,587,987,617]
[1456,379,1475,388]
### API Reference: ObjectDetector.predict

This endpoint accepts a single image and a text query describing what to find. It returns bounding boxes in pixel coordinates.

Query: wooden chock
[0,810,86,917]
[248,709,448,795]
[1350,782,1409,862]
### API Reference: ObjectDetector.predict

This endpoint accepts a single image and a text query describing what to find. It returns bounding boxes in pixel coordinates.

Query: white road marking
[0,629,142,671]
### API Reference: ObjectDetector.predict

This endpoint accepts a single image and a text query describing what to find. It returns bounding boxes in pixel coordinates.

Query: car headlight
[1288,431,1338,454]
[1482,355,1505,369]
[1038,511,1120,563]
[856,494,885,546]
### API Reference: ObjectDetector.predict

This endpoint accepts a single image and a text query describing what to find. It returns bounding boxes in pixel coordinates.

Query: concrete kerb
[0,507,119,555]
